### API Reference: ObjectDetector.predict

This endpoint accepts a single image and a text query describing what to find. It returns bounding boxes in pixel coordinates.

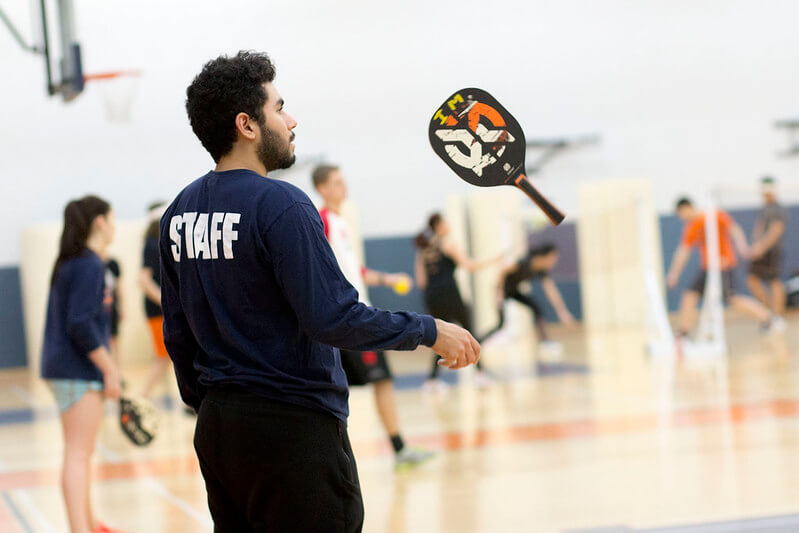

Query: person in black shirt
[105,257,122,364]
[483,243,575,356]
[165,51,479,532]
[139,202,172,400]
[747,177,788,317]
[415,213,499,390]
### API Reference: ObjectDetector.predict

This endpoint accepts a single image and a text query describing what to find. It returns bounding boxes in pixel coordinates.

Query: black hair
[51,195,111,285]
[186,51,276,163]
[675,197,693,210]
[414,213,443,249]
[761,175,776,185]
[145,201,167,240]
[527,242,558,259]
[312,164,340,189]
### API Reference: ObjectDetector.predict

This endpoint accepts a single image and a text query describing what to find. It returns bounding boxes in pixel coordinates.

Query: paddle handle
[514,174,566,225]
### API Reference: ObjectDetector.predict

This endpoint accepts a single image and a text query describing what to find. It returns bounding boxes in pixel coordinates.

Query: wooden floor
[1,313,798,532]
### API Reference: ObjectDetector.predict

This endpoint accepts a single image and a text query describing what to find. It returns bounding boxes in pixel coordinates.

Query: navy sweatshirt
[159,169,437,420]
[41,250,110,382]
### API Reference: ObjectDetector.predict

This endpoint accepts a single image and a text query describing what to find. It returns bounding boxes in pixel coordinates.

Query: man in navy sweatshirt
[160,51,479,532]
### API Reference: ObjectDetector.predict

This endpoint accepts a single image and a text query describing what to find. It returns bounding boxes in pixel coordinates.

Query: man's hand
[666,271,679,289]
[431,319,480,369]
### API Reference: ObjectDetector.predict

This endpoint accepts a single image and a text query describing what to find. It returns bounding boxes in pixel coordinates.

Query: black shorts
[340,350,392,386]
[110,308,120,337]
[749,249,782,281]
[195,388,363,532]
[689,270,736,302]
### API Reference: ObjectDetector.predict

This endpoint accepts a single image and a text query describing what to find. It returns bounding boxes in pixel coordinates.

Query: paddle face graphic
[429,88,566,225]
[429,88,526,187]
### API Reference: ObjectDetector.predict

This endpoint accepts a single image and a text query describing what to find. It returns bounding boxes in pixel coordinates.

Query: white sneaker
[473,370,494,388]
[422,379,449,393]
[538,340,563,361]
[767,316,786,335]
[395,447,436,471]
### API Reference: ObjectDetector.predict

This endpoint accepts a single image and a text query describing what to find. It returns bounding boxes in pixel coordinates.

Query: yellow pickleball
[393,279,411,295]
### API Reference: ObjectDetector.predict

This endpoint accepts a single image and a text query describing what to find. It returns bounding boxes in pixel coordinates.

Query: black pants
[482,289,548,342]
[425,287,483,379]
[194,387,364,532]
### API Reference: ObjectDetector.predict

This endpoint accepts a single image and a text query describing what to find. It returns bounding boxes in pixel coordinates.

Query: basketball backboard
[0,0,84,101]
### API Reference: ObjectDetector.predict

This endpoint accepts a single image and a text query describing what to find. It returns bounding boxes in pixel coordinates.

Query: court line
[11,489,56,533]
[97,442,122,463]
[7,385,37,408]
[1,491,33,533]
[2,396,799,490]
[141,476,212,528]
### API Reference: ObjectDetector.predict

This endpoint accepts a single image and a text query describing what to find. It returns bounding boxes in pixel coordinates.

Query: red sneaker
[92,522,128,533]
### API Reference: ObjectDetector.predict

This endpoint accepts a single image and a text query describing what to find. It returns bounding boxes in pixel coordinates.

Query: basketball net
[84,71,141,123]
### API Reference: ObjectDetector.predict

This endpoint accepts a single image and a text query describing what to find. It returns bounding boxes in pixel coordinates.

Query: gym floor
[0,313,797,533]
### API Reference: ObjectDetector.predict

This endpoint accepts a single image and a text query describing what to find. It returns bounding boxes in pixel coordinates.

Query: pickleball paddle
[429,88,565,225]
[119,395,159,446]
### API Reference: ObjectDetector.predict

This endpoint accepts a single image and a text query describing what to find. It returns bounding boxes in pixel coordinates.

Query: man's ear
[234,112,258,141]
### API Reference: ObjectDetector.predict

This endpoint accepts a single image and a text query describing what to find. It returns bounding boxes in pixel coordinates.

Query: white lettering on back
[194,213,211,259]
[209,212,224,260]
[169,215,183,262]
[182,212,198,259]
[222,213,240,259]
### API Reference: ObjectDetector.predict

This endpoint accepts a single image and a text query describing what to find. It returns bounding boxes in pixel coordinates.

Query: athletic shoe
[538,340,563,361]
[422,379,449,393]
[93,522,128,533]
[473,370,494,388]
[767,316,786,335]
[395,447,436,471]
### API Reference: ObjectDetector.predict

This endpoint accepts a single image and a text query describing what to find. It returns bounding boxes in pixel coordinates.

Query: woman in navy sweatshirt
[41,195,123,533]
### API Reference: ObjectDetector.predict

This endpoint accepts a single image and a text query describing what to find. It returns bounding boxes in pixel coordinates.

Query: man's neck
[215,152,268,177]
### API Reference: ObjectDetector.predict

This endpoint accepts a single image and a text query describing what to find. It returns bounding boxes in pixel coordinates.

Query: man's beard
[257,125,296,172]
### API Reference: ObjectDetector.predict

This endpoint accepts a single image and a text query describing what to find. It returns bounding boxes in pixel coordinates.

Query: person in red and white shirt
[313,164,435,469]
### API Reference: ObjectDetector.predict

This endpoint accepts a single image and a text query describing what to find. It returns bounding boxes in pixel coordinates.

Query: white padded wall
[465,189,528,337]
[576,179,664,329]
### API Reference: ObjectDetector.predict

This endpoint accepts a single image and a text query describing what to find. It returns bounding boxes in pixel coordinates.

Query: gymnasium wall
[2,0,799,268]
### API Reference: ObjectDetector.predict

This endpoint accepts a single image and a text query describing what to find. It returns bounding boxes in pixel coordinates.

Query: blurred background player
[313,164,435,469]
[138,202,172,401]
[747,176,787,318]
[414,213,500,390]
[482,243,575,360]
[40,196,123,533]
[666,197,784,337]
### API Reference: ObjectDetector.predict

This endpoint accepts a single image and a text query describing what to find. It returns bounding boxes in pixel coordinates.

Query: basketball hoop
[84,70,141,123]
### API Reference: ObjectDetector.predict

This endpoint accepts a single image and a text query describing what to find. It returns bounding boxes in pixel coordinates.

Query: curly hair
[186,51,276,162]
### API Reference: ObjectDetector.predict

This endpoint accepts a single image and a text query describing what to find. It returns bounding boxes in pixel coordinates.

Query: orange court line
[2,397,799,490]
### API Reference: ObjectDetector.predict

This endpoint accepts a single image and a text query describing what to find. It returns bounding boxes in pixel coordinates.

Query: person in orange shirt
[139,202,174,400]
[666,197,784,337]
